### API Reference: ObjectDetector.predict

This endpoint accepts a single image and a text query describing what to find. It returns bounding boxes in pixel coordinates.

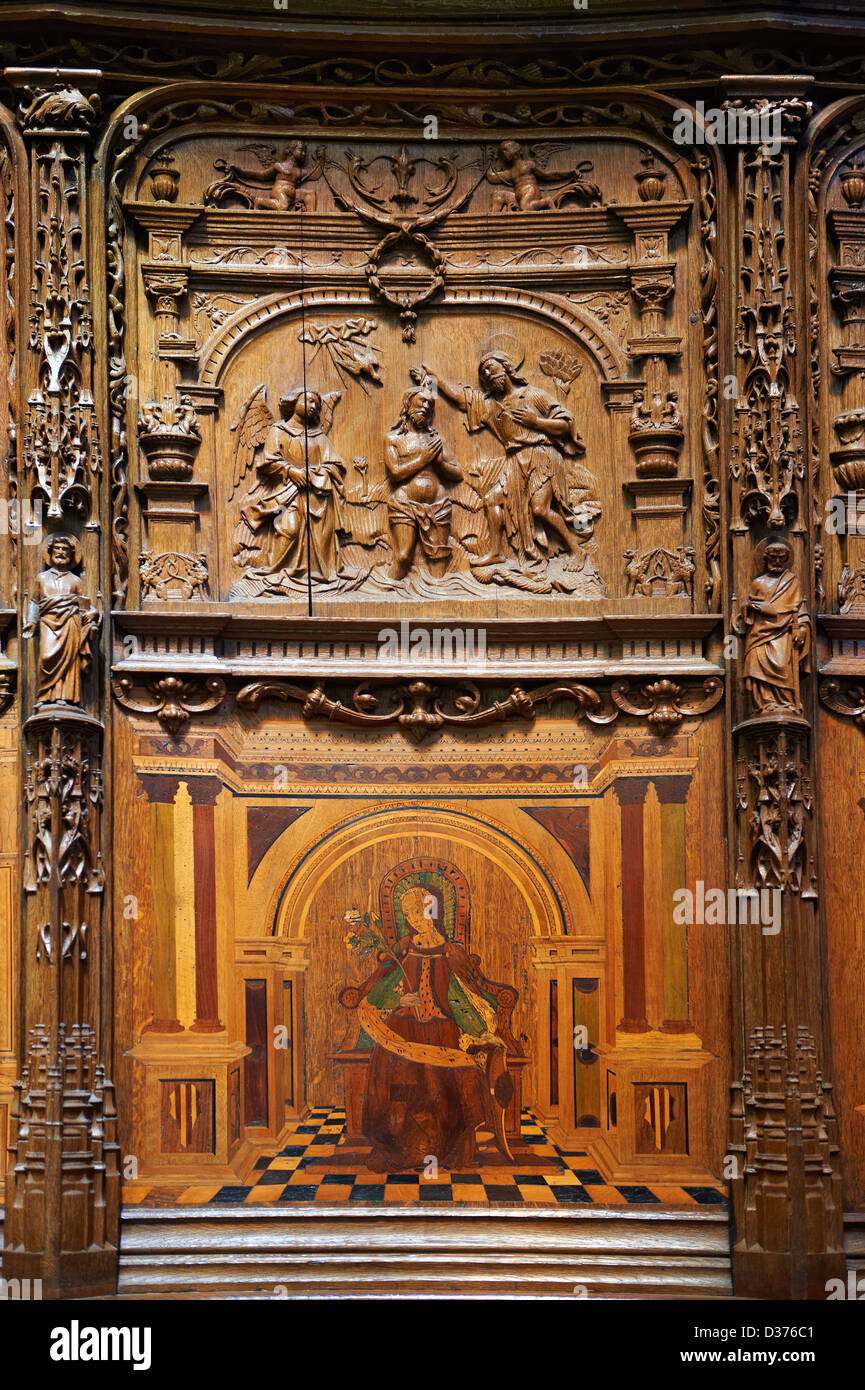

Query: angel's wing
[229,384,273,500]
[529,141,559,171]
[318,390,342,437]
[238,142,278,168]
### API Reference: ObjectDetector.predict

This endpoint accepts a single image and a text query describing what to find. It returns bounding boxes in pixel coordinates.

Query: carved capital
[7,68,102,138]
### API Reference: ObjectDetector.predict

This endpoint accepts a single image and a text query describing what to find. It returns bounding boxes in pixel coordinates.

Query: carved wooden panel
[110,114,717,625]
[2,12,864,1302]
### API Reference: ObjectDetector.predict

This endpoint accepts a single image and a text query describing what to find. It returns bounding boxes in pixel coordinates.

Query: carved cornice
[3,26,865,89]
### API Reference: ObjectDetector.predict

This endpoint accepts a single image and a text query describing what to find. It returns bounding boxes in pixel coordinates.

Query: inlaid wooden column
[654,775,692,1033]
[137,774,183,1033]
[188,776,225,1033]
[613,777,651,1033]
[721,76,845,1298]
[1,68,119,1299]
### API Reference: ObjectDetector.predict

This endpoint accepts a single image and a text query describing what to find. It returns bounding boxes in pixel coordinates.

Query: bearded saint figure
[742,540,811,714]
[425,351,590,570]
[23,534,99,706]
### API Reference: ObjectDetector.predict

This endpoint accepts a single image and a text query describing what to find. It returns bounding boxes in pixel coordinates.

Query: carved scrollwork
[230,675,727,742]
[112,674,227,734]
[819,677,865,728]
[610,677,723,738]
[236,677,615,741]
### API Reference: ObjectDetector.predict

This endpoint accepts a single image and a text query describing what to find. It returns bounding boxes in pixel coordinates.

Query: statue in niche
[423,351,602,586]
[23,534,100,706]
[741,539,811,714]
[485,140,601,213]
[230,386,347,594]
[385,373,463,579]
[204,140,322,211]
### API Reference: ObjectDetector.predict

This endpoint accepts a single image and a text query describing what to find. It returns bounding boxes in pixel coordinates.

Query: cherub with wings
[486,140,601,213]
[204,140,322,211]
[229,384,346,589]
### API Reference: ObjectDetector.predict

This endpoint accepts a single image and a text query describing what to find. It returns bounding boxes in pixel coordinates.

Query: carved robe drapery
[27,566,97,705]
[743,567,810,713]
[240,416,346,583]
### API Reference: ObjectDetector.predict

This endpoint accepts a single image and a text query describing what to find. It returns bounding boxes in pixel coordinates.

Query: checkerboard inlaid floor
[123,1109,728,1209]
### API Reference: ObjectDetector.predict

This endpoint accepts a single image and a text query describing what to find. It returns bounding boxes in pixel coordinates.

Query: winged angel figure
[204,140,322,211]
[486,140,601,213]
[228,384,348,596]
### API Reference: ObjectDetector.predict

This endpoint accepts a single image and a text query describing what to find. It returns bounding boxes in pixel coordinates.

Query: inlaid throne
[335,858,526,1145]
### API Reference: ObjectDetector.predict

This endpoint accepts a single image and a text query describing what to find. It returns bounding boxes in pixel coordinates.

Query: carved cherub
[204,141,322,211]
[177,395,200,437]
[486,140,601,213]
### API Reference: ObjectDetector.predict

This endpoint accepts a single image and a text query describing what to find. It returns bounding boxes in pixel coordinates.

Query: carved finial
[635,147,666,203]
[840,155,865,209]
[148,151,180,204]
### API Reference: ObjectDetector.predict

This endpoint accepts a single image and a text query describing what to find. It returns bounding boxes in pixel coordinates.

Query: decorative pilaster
[722,76,845,1298]
[1,68,119,1300]
[653,775,692,1033]
[613,777,651,1034]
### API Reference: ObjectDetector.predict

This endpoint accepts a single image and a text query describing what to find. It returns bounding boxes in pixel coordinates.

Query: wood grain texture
[2,2,865,1301]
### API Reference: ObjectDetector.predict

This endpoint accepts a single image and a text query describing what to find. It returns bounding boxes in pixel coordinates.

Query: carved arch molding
[1,38,865,1300]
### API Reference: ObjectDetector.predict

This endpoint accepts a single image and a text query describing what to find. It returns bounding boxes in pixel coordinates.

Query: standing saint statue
[742,540,811,714]
[23,534,100,706]
[385,377,463,580]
